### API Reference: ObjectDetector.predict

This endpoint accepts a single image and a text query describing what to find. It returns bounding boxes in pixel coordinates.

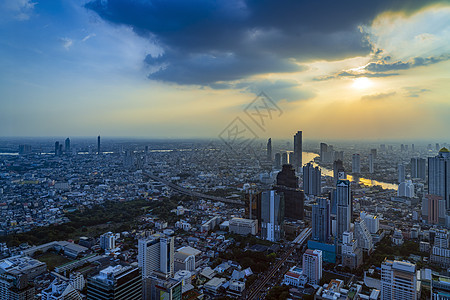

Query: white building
[354,218,374,253]
[100,232,116,250]
[381,260,417,300]
[138,233,174,278]
[41,278,82,300]
[398,180,415,198]
[302,249,322,285]
[229,218,257,235]
[360,212,380,234]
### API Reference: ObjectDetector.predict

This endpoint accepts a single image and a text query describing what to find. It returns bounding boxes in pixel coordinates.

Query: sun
[352,77,372,89]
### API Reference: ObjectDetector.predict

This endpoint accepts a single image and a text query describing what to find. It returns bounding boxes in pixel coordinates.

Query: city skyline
[0,1,449,139]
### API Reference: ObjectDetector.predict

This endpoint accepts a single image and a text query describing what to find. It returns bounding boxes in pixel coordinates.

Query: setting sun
[352,77,372,89]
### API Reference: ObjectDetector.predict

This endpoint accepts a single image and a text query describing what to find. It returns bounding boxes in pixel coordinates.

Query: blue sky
[0,0,449,139]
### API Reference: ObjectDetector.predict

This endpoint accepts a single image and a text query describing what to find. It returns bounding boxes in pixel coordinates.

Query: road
[143,172,245,206]
[244,227,312,300]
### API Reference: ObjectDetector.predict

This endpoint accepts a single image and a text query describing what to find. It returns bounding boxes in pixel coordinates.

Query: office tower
[303,162,321,196]
[428,148,450,209]
[294,131,302,170]
[312,198,330,243]
[144,145,148,154]
[55,141,60,156]
[267,138,272,161]
[333,160,345,184]
[370,148,377,159]
[411,158,426,180]
[274,153,281,169]
[381,260,417,300]
[368,154,374,173]
[398,180,414,198]
[352,154,361,173]
[275,164,304,220]
[281,152,288,165]
[354,218,373,253]
[138,233,175,278]
[302,249,322,285]
[398,163,406,183]
[100,232,116,250]
[87,265,142,300]
[65,138,71,154]
[335,151,344,161]
[0,270,35,300]
[259,190,284,242]
[422,194,445,225]
[336,180,351,243]
[288,152,294,165]
[320,143,328,162]
[97,135,101,155]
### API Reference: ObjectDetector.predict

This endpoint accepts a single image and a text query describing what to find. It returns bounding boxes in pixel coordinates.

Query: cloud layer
[85,0,442,86]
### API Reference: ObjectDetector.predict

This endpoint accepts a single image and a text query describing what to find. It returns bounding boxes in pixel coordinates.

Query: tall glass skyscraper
[428,148,450,209]
[336,179,351,244]
[312,197,330,243]
[294,131,302,171]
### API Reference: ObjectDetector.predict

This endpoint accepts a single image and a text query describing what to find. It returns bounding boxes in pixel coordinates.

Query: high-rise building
[138,233,175,278]
[281,152,288,165]
[97,135,101,155]
[259,190,284,242]
[55,141,60,156]
[312,198,330,243]
[368,154,374,173]
[87,265,142,300]
[320,143,328,162]
[274,153,281,169]
[437,143,441,151]
[352,154,361,173]
[360,212,379,234]
[336,180,351,243]
[370,148,377,159]
[100,232,116,250]
[333,160,345,185]
[422,194,446,225]
[398,180,415,198]
[341,231,362,269]
[288,152,294,165]
[381,259,417,300]
[294,131,302,170]
[411,158,426,180]
[303,162,321,196]
[275,164,304,220]
[398,163,406,183]
[267,138,272,162]
[302,249,322,285]
[428,148,450,209]
[65,138,71,154]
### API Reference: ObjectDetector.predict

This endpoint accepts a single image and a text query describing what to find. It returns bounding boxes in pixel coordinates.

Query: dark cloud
[85,0,443,85]
[364,54,450,72]
[361,92,396,101]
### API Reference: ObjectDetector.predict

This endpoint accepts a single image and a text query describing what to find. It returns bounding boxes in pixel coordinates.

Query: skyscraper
[267,138,272,162]
[138,233,175,278]
[97,135,101,155]
[352,154,361,173]
[294,131,302,170]
[336,179,351,244]
[311,197,330,243]
[260,190,284,242]
[411,158,426,180]
[370,148,377,159]
[303,162,321,196]
[100,232,116,250]
[368,154,374,173]
[281,152,288,165]
[398,163,406,183]
[55,141,60,156]
[274,153,281,169]
[302,249,322,285]
[333,159,345,184]
[275,164,304,220]
[428,148,450,209]
[65,138,70,154]
[381,260,417,300]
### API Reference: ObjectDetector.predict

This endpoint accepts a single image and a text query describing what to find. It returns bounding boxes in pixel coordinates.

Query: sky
[0,0,449,140]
